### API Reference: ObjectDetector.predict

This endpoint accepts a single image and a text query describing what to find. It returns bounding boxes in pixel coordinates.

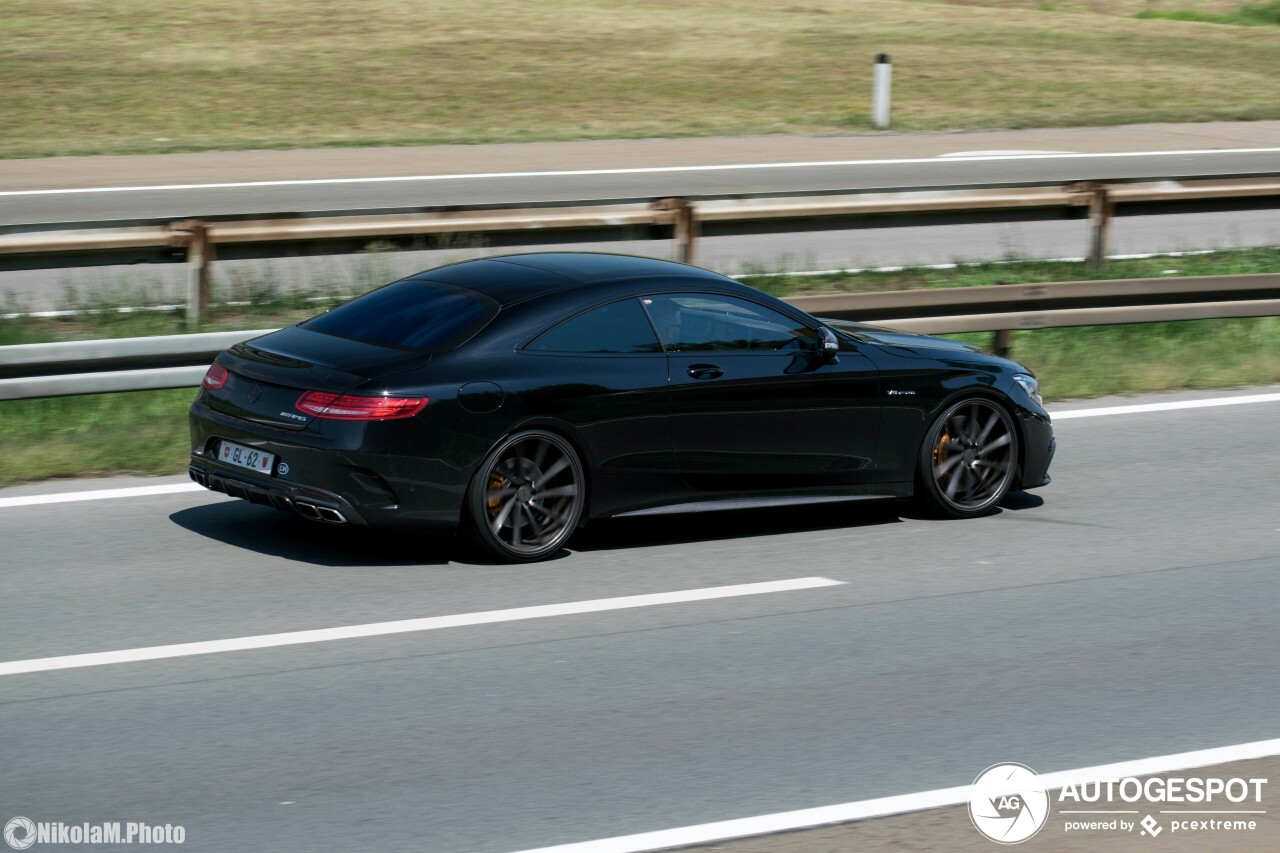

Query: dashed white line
[2,147,1277,197]
[506,738,1280,853]
[0,482,203,508]
[0,577,845,676]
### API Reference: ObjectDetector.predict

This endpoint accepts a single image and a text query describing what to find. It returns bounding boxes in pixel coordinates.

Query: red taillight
[295,390,428,421]
[202,362,229,390]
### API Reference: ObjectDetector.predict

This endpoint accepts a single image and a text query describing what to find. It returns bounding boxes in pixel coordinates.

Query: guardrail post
[992,280,1012,357]
[1070,183,1113,271]
[655,199,698,265]
[177,220,212,327]
[1087,186,1113,271]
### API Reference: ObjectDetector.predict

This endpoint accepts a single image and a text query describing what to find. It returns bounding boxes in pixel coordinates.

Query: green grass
[952,318,1280,399]
[737,246,1280,297]
[0,390,195,486]
[1,0,1278,159]
[1137,1,1280,26]
[4,246,1279,486]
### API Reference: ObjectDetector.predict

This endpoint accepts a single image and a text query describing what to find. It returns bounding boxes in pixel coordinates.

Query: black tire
[916,397,1018,518]
[463,429,585,562]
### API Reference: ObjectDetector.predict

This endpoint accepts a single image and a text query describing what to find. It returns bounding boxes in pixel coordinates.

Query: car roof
[408,252,729,305]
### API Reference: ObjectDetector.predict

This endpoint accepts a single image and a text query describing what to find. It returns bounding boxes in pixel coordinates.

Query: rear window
[302,279,497,351]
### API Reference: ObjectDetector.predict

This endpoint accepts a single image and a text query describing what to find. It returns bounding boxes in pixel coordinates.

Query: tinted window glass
[528,298,662,354]
[302,279,496,350]
[642,294,816,352]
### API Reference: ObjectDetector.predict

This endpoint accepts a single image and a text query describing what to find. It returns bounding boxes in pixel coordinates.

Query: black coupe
[189,253,1054,561]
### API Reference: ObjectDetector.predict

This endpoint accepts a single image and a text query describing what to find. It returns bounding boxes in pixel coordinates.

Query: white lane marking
[0,577,844,676]
[0,482,203,508]
[3,147,1278,197]
[507,738,1280,853]
[1051,392,1280,420]
[938,149,1073,158]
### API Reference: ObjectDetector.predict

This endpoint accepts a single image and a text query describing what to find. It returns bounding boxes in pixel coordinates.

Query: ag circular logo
[4,817,35,851]
[969,763,1050,844]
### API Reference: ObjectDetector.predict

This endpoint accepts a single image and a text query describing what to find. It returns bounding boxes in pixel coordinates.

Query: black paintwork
[188,253,1054,531]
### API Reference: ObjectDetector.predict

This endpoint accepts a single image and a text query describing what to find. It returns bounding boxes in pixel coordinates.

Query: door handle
[687,364,724,380]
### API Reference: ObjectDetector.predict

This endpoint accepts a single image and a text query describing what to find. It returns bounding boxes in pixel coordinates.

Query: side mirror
[817,326,840,364]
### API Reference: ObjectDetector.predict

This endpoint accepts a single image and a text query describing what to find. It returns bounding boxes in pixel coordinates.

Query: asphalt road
[4,121,1279,224]
[4,149,1280,226]
[1,386,1277,851]
[3,123,1278,310]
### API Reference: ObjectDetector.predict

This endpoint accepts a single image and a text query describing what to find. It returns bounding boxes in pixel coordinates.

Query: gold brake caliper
[487,472,507,513]
[933,429,952,478]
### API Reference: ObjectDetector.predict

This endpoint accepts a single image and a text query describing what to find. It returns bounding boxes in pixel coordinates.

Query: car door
[520,296,681,516]
[643,292,881,493]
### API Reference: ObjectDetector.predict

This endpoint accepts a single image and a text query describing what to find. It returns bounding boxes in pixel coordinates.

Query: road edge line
[506,738,1280,853]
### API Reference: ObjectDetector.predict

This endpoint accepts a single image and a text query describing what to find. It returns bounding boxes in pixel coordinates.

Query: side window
[642,293,816,352]
[527,298,662,354]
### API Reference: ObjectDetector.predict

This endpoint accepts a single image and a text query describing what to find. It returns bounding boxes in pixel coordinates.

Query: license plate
[218,440,275,474]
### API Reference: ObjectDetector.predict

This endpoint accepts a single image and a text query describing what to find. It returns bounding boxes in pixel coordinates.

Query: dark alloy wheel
[917,398,1018,518]
[465,430,585,562]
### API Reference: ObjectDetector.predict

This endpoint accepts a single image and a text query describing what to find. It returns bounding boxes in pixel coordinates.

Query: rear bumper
[188,459,366,525]
[189,398,467,530]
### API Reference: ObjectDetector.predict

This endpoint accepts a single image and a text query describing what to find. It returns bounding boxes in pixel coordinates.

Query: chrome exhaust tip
[316,506,348,524]
[294,500,347,524]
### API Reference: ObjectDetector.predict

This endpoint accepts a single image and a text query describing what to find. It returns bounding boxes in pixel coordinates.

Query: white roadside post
[872,53,892,128]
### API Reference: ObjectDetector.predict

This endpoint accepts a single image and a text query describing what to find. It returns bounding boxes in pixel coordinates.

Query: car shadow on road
[172,491,1046,566]
[169,501,460,567]
[999,490,1046,511]
[569,499,906,554]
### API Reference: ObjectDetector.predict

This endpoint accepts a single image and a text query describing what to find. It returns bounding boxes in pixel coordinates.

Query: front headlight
[1013,373,1042,406]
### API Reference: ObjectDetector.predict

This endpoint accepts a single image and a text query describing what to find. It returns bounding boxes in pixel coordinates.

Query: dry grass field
[1,0,1278,158]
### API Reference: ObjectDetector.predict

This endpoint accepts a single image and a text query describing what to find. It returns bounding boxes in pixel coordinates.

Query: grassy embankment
[2,247,1278,486]
[1136,1,1280,26]
[1,0,1278,159]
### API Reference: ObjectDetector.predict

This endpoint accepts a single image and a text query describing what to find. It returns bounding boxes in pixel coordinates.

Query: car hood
[821,319,985,354]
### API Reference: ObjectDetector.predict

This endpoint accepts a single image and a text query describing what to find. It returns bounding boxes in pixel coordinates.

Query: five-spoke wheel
[465,430,585,561]
[917,398,1018,517]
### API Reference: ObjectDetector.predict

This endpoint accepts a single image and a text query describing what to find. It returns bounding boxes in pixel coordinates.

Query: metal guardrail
[2,173,1278,325]
[0,329,276,401]
[3,274,1276,401]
